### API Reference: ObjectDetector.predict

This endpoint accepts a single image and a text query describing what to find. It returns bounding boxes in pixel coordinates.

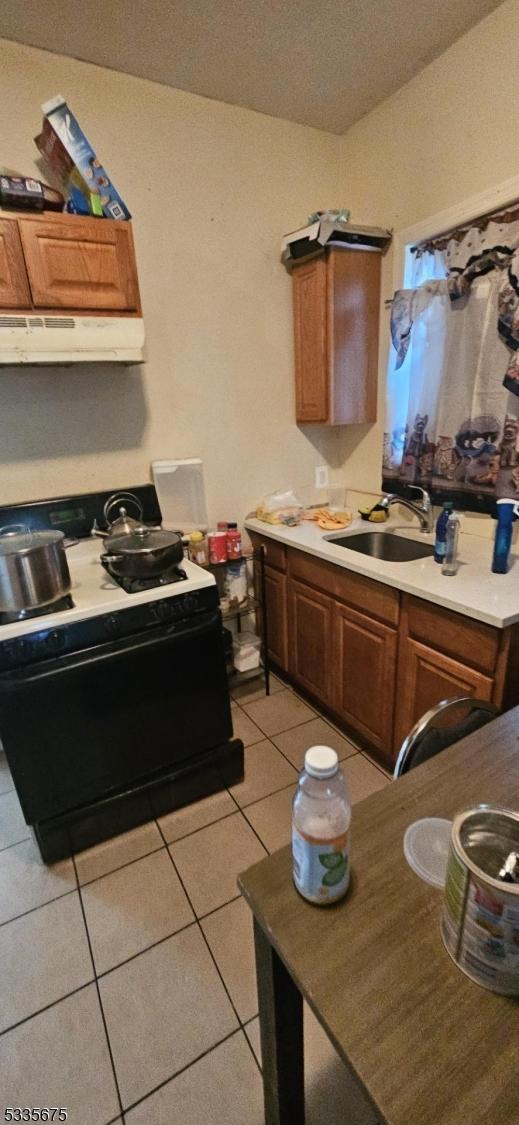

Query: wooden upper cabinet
[17,215,140,313]
[291,248,380,425]
[0,219,31,308]
[293,257,328,422]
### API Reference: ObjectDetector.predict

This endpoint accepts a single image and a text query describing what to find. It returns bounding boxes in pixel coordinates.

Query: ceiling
[0,0,503,134]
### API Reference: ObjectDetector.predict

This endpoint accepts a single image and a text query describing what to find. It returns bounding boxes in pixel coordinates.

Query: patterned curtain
[383,204,519,512]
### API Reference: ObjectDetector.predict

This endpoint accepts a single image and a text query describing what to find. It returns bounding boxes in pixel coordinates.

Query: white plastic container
[233,631,261,672]
[152,459,208,532]
[292,746,351,905]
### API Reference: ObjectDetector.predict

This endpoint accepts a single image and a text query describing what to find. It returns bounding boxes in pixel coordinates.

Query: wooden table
[239,708,519,1125]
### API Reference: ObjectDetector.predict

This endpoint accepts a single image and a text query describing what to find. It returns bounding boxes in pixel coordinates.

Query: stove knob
[104,614,119,636]
[46,629,65,654]
[15,637,32,660]
[152,601,174,623]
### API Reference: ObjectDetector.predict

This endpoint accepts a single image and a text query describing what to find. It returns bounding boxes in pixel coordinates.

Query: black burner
[0,594,75,626]
[113,566,188,594]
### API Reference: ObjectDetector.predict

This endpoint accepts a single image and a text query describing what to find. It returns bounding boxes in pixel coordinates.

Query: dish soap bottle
[292,746,351,905]
[434,500,454,563]
[492,499,519,574]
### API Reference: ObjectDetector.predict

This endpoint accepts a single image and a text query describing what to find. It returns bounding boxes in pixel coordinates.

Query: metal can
[226,528,242,559]
[441,805,519,995]
[208,531,228,564]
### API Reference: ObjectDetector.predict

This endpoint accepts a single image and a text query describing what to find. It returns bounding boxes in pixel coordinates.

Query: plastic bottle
[441,511,460,576]
[492,499,519,574]
[434,500,454,563]
[292,746,351,905]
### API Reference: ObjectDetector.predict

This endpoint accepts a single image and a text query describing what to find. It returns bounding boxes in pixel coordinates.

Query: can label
[292,826,350,904]
[442,844,519,994]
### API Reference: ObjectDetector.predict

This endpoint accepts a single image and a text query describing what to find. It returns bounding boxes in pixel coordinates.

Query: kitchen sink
[327,531,434,562]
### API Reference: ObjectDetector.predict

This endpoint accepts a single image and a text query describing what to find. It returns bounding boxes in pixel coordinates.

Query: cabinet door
[333,601,397,760]
[18,218,139,311]
[394,638,494,756]
[327,249,380,424]
[0,219,31,308]
[288,579,333,702]
[265,568,288,670]
[292,258,328,423]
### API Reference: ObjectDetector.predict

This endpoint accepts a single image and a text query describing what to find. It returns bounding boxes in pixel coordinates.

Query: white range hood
[0,313,145,365]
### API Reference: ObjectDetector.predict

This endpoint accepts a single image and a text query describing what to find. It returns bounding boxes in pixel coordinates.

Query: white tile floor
[0,675,389,1124]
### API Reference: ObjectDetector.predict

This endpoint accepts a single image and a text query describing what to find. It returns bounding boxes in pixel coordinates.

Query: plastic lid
[403,817,452,888]
[304,745,339,779]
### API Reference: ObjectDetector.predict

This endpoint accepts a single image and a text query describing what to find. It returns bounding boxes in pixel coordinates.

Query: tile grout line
[0,884,78,930]
[121,1026,241,1119]
[0,833,32,856]
[72,852,126,1124]
[242,1017,263,1077]
[0,978,94,1040]
[155,817,247,1033]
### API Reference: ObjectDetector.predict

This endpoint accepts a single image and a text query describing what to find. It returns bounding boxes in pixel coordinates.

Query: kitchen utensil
[101,525,184,578]
[0,526,71,612]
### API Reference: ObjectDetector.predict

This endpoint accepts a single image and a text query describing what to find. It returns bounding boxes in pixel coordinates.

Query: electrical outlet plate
[315,465,329,489]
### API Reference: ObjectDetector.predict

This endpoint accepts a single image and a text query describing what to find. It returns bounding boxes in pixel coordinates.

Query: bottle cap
[227,522,238,529]
[304,745,339,778]
[443,500,454,510]
[190,531,204,542]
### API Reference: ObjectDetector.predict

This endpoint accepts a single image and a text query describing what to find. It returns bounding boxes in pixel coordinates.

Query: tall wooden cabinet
[292,248,380,425]
[0,209,141,316]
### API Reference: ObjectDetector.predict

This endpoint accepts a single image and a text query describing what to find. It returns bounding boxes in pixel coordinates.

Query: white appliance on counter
[0,313,145,365]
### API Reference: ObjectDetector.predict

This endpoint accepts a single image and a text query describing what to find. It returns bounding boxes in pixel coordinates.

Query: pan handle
[101,553,125,565]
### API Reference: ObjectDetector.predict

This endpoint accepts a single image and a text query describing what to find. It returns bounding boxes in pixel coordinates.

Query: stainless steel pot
[101,525,184,578]
[0,526,72,613]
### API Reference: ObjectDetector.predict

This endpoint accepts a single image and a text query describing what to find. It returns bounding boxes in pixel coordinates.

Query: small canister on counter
[226,523,242,559]
[441,805,519,995]
[188,531,208,566]
[208,531,228,565]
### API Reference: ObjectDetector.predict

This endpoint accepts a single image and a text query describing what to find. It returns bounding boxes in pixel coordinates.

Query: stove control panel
[0,586,219,672]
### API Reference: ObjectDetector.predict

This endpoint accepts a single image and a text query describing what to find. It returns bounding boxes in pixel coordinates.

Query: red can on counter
[208,531,228,564]
[226,528,242,559]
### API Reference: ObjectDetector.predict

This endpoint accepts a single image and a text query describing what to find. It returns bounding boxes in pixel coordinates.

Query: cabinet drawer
[248,533,286,572]
[287,548,399,626]
[18,217,140,311]
[404,595,500,675]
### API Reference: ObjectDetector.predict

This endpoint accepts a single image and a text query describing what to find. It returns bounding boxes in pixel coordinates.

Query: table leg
[253,916,305,1125]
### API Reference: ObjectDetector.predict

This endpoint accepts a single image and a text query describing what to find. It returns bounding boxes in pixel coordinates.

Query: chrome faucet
[378,486,433,534]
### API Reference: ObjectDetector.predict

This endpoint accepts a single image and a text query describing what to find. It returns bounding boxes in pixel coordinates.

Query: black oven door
[0,609,232,824]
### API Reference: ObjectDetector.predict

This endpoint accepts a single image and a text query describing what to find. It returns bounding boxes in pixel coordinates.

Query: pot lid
[0,529,64,556]
[105,525,182,555]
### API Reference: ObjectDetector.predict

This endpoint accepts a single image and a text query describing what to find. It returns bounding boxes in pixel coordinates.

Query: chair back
[393,696,500,779]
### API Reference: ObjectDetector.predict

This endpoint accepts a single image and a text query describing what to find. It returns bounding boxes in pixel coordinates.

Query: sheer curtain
[382,206,519,512]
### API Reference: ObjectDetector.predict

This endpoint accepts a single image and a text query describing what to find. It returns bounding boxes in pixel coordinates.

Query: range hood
[0,314,145,365]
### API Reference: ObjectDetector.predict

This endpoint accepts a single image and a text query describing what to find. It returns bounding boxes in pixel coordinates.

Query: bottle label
[292,826,350,904]
[435,541,446,560]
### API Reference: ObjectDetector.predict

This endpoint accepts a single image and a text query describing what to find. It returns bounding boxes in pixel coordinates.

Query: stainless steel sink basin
[327,531,434,562]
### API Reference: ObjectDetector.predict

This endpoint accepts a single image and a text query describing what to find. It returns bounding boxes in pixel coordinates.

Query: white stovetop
[0,538,216,642]
[245,514,519,629]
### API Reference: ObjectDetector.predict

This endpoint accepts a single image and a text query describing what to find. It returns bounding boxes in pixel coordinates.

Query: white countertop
[245,515,519,629]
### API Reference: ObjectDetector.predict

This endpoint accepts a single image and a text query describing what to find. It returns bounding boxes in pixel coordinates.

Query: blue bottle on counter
[491,498,519,574]
[434,500,454,563]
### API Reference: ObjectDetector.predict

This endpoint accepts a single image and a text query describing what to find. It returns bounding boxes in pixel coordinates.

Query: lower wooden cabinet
[393,638,494,753]
[333,602,397,759]
[288,579,333,704]
[264,567,288,670]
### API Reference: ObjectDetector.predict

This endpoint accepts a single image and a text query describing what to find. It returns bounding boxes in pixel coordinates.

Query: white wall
[0,38,345,520]
[332,0,519,496]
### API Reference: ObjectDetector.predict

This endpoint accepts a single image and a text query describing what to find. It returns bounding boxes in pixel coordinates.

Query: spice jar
[188,531,208,566]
